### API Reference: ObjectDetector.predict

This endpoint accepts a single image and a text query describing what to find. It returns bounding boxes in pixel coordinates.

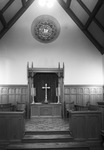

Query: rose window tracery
[31,15,61,43]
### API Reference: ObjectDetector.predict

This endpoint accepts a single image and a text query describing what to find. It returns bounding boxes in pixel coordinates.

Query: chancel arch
[27,62,65,118]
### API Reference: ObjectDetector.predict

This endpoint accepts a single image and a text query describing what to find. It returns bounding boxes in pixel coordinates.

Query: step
[25,130,70,135]
[22,134,73,143]
[7,142,90,150]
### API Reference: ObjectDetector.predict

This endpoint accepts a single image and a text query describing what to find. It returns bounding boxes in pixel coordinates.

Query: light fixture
[38,0,56,8]
[38,0,46,7]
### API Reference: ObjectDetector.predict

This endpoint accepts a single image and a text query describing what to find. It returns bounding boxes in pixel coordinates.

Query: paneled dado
[0,85,103,105]
[64,85,103,105]
[0,85,28,104]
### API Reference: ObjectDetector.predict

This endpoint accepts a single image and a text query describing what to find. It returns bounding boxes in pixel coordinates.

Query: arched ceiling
[0,0,104,54]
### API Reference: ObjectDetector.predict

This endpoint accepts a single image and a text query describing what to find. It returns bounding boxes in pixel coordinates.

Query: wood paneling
[64,85,103,106]
[31,103,61,117]
[98,102,104,130]
[0,85,28,104]
[0,111,25,143]
[69,110,102,141]
[0,85,103,107]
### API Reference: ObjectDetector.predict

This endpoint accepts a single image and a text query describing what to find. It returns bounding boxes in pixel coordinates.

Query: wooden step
[25,130,70,135]
[22,134,73,143]
[7,142,90,150]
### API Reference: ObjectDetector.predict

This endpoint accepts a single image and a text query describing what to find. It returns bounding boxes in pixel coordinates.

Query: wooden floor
[25,117,69,131]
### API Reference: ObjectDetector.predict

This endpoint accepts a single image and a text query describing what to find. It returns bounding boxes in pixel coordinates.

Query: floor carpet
[25,117,69,131]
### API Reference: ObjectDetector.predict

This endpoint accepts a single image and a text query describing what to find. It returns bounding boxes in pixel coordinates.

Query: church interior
[0,0,104,149]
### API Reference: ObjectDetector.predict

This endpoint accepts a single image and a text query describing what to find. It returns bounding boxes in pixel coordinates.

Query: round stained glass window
[31,15,61,43]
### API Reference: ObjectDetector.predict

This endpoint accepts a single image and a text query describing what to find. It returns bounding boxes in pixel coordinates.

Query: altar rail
[0,84,103,106]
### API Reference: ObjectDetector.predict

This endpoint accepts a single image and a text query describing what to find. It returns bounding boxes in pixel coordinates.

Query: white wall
[0,0,103,85]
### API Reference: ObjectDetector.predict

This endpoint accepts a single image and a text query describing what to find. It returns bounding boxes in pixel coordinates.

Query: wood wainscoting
[64,85,103,106]
[0,85,28,104]
[0,84,103,106]
[0,84,103,118]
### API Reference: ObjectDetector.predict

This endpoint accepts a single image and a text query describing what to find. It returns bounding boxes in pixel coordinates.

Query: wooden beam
[0,0,35,39]
[57,0,104,54]
[85,0,103,29]
[66,0,71,8]
[21,0,27,7]
[57,0,66,8]
[86,30,104,54]
[94,18,104,33]
[1,0,15,13]
[57,0,84,29]
[77,0,91,15]
[0,11,7,28]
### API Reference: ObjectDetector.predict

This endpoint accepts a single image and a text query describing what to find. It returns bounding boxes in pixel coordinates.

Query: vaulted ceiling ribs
[0,0,104,54]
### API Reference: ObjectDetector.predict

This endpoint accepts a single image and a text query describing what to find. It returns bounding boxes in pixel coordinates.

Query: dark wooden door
[34,73,58,103]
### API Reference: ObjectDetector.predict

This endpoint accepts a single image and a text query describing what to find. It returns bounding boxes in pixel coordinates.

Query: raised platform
[25,117,69,131]
[31,103,61,117]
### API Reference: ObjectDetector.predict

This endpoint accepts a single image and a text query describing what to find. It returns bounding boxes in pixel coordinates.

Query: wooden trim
[85,0,103,29]
[77,0,91,15]
[0,12,7,27]
[1,0,15,13]
[57,0,104,54]
[0,0,35,39]
[64,84,103,87]
[0,84,27,87]
[94,18,104,33]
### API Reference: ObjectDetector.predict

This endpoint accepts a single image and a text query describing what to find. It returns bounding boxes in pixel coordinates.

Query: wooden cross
[42,83,50,103]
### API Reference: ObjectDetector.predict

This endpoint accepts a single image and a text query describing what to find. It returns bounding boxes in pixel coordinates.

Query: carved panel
[1,95,8,104]
[64,85,103,106]
[77,88,83,94]
[22,88,27,94]
[9,88,15,94]
[16,95,21,103]
[21,95,27,103]
[70,95,77,104]
[84,88,90,94]
[97,88,103,94]
[90,88,97,94]
[40,107,53,116]
[71,88,77,94]
[31,104,61,117]
[83,94,90,105]
[64,88,70,94]
[64,95,70,103]
[16,88,21,94]
[77,94,83,105]
[1,88,8,94]
[9,95,16,104]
